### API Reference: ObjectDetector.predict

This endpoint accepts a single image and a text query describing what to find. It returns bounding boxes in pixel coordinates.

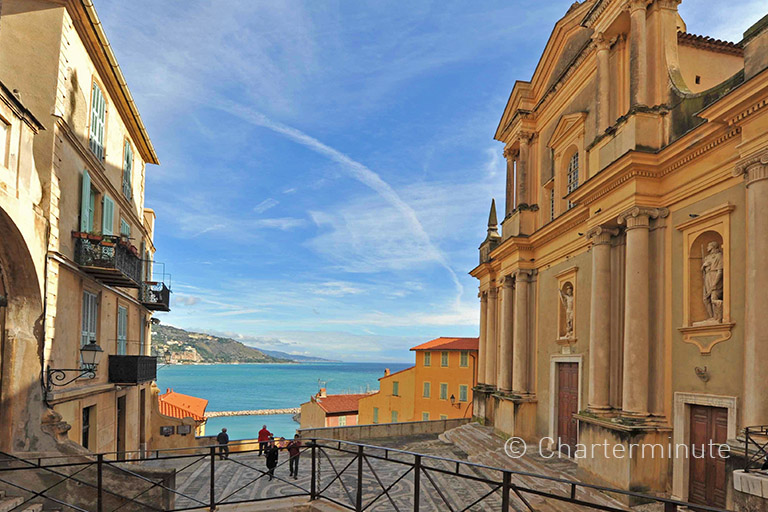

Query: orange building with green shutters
[358,337,478,425]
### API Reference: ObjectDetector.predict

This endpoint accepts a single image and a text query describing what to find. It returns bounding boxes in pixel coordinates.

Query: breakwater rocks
[205,408,300,418]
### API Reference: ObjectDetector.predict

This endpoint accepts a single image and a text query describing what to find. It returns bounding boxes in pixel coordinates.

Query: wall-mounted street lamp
[450,394,461,408]
[46,340,104,391]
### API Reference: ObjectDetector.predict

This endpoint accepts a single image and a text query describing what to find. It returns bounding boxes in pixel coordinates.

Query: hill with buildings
[151,324,291,364]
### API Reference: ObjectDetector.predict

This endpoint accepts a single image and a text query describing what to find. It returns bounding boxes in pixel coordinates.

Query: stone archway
[0,207,70,455]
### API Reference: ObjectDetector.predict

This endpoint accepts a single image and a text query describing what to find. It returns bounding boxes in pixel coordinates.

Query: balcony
[108,355,157,384]
[73,233,142,288]
[141,281,171,312]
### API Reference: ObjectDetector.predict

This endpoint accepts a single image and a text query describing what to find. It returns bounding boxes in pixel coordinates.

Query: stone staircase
[0,489,51,512]
[439,422,631,511]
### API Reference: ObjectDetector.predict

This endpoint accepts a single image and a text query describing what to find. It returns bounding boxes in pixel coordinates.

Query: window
[566,152,579,208]
[440,415,448,420]
[440,383,448,400]
[89,82,106,160]
[338,415,346,426]
[81,291,98,347]
[82,405,95,449]
[0,118,9,167]
[460,351,468,368]
[423,352,431,367]
[117,306,128,355]
[120,219,131,238]
[122,140,133,200]
[80,170,96,232]
[373,407,379,424]
[102,195,115,235]
[423,382,431,398]
[422,412,429,421]
[139,316,146,356]
[392,381,399,396]
[459,385,468,402]
[441,351,449,367]
[550,187,556,221]
[391,410,398,423]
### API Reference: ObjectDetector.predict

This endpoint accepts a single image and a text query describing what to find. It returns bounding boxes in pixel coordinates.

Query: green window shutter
[89,84,106,159]
[122,141,133,199]
[120,219,131,237]
[102,195,115,235]
[80,170,92,232]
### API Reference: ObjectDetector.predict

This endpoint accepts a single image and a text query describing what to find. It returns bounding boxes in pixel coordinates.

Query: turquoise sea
[156,362,410,440]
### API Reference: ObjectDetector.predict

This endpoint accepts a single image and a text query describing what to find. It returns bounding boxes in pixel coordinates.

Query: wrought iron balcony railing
[107,355,157,385]
[73,233,142,288]
[744,425,768,472]
[141,281,171,312]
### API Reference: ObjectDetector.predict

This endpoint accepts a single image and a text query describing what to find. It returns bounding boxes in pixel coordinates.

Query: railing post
[310,442,317,500]
[501,471,510,511]
[97,453,104,512]
[664,503,677,512]
[209,445,216,511]
[745,428,749,473]
[355,445,364,512]
[414,454,421,512]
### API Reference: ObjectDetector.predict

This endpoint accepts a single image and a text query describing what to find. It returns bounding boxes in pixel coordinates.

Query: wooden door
[688,405,727,508]
[557,363,579,454]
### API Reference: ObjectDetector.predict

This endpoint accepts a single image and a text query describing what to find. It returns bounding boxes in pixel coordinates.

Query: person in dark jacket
[265,437,279,481]
[287,434,302,479]
[216,428,229,460]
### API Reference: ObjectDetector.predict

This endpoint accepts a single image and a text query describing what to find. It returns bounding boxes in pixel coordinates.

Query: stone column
[516,134,532,208]
[587,225,618,412]
[478,292,488,385]
[504,147,517,216]
[498,276,514,392]
[486,287,498,389]
[594,32,611,133]
[512,270,532,394]
[735,152,768,426]
[618,207,666,416]
[628,0,650,107]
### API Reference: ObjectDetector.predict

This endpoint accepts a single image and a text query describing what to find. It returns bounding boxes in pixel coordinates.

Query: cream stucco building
[0,0,170,459]
[472,1,768,509]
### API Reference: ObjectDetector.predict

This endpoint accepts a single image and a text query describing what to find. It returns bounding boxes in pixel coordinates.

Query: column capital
[479,291,488,302]
[587,225,620,245]
[654,0,682,10]
[617,206,669,230]
[734,150,768,187]
[626,0,651,13]
[514,268,536,281]
[503,146,519,160]
[488,286,498,298]
[592,32,611,52]
[500,274,515,288]
[518,131,534,145]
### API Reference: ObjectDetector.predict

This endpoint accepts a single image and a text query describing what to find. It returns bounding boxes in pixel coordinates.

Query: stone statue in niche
[696,241,724,324]
[559,283,574,339]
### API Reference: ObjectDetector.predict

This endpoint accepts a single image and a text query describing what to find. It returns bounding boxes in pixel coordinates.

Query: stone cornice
[627,0,652,14]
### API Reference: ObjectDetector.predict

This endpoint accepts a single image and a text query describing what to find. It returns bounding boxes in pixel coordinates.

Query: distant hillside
[256,348,338,363]
[151,324,291,364]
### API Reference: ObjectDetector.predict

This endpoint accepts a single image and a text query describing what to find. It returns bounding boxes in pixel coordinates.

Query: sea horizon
[156,361,411,440]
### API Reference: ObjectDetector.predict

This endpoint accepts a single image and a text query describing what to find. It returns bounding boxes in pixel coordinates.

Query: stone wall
[298,418,469,442]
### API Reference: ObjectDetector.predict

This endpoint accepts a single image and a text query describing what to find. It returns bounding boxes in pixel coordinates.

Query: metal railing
[141,281,171,312]
[73,235,142,288]
[0,438,732,512]
[744,425,768,473]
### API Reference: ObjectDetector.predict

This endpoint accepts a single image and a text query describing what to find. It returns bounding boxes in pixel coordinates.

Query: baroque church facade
[471,0,768,508]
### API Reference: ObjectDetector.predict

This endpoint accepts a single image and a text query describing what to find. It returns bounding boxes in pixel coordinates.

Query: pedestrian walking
[216,428,229,460]
[265,437,279,481]
[258,424,272,456]
[287,434,302,479]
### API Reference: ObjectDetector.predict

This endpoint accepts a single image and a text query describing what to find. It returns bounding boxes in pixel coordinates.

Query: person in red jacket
[258,425,272,456]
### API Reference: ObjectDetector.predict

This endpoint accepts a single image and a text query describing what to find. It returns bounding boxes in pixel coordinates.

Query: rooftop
[313,393,371,415]
[158,388,208,422]
[410,337,479,352]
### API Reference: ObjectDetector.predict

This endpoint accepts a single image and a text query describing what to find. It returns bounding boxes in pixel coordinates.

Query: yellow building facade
[0,0,169,458]
[358,337,478,425]
[472,1,768,509]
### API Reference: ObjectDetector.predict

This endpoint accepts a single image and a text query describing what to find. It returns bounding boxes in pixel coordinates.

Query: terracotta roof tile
[677,32,743,56]
[410,337,479,351]
[314,393,370,415]
[158,389,208,422]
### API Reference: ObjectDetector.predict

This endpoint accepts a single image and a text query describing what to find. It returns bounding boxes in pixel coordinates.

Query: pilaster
[498,276,514,392]
[512,269,534,395]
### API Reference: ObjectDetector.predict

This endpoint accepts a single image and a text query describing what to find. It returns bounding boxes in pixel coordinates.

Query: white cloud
[254,198,279,214]
[312,281,366,297]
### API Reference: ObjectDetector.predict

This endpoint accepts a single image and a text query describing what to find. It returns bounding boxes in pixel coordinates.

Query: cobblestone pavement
[136,426,665,511]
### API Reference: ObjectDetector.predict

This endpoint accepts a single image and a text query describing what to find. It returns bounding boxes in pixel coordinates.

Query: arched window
[566,151,579,208]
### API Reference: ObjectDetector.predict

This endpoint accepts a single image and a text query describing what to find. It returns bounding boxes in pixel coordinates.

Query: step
[21,505,42,512]
[0,497,24,512]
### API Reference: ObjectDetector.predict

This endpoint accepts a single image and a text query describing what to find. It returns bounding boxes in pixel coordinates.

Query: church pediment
[548,112,588,150]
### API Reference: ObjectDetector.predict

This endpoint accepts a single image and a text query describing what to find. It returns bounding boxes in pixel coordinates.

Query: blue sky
[97,0,766,362]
